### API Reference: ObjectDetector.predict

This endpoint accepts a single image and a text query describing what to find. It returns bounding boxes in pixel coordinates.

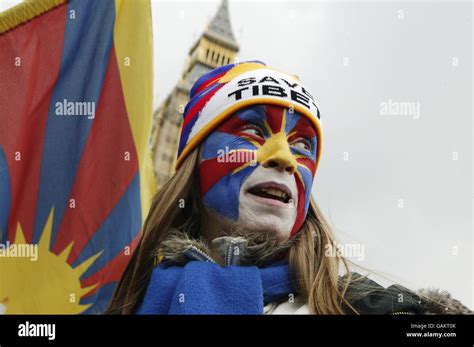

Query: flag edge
[0,0,66,35]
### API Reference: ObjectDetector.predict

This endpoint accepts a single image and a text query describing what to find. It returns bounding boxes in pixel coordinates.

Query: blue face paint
[199,104,317,234]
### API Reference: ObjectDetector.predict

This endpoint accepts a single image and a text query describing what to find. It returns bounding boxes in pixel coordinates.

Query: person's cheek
[290,155,316,236]
[199,131,258,221]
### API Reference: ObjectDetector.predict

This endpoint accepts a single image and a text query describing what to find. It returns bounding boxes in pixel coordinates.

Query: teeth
[260,188,288,200]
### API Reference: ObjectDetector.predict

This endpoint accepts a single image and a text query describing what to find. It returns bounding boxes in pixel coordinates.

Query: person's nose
[258,133,298,175]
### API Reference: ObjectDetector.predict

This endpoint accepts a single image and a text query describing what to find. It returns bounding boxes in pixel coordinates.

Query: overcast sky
[0,0,471,308]
[152,0,473,307]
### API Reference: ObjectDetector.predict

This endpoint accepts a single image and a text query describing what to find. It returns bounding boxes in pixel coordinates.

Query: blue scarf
[136,261,294,314]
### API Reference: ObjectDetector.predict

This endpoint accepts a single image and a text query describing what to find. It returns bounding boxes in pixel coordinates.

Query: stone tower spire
[204,0,238,49]
[151,1,240,187]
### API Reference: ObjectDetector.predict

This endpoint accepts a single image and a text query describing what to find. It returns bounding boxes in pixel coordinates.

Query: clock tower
[151,0,239,187]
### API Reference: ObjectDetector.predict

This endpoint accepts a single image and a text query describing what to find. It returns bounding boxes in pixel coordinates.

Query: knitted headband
[176,61,322,171]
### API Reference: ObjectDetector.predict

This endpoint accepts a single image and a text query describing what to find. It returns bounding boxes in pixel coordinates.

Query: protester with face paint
[107,62,472,315]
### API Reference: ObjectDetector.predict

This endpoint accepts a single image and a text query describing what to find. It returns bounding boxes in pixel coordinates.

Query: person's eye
[241,125,264,138]
[291,138,311,152]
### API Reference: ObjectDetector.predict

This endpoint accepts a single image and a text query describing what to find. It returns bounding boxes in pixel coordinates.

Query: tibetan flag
[0,0,156,314]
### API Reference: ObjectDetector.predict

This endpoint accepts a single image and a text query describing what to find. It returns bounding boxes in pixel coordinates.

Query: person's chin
[255,220,291,241]
[239,211,293,241]
[239,194,295,240]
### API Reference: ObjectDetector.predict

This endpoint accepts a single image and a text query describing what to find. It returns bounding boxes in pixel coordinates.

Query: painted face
[199,104,317,240]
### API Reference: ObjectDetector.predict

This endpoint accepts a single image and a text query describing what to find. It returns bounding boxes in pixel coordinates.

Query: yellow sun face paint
[256,131,298,174]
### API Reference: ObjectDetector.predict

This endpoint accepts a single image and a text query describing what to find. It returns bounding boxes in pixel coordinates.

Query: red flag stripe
[52,46,138,262]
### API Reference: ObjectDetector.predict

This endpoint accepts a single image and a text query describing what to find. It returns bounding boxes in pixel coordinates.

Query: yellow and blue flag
[0,0,156,313]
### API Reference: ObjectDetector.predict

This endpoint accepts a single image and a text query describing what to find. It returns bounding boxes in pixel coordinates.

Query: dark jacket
[342,273,472,315]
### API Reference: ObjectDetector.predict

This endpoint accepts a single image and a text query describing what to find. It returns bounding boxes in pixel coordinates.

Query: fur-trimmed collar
[154,230,472,315]
[155,229,293,267]
[417,288,472,315]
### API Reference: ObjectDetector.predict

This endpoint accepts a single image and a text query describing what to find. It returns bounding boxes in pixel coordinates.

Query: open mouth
[247,182,292,204]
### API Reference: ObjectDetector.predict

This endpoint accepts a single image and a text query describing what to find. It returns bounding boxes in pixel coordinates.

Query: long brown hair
[106,148,356,314]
